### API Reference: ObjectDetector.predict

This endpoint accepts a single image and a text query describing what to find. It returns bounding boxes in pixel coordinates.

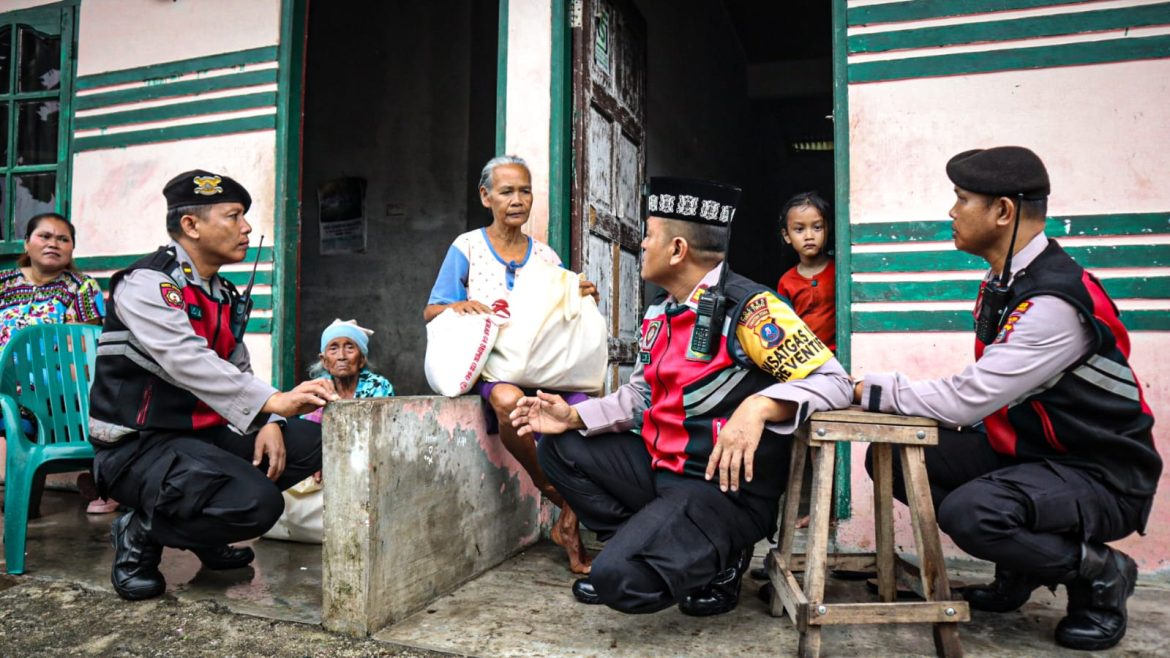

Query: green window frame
[0,1,76,254]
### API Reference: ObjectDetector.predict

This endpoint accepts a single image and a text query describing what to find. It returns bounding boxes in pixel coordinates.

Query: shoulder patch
[738,295,769,329]
[994,300,1033,344]
[160,282,184,309]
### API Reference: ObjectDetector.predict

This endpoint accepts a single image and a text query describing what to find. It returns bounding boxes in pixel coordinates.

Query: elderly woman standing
[0,212,116,514]
[424,155,597,574]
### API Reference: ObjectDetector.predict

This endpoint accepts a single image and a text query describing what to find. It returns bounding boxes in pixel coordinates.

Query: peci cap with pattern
[945,146,1050,200]
[163,169,253,212]
[646,177,741,226]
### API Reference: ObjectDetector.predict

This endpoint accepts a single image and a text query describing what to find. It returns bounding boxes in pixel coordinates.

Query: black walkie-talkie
[974,194,1024,345]
[688,229,732,361]
[231,235,264,343]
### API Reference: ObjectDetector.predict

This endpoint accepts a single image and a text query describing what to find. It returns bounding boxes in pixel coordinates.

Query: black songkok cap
[163,169,253,212]
[945,146,1050,200]
[647,177,741,226]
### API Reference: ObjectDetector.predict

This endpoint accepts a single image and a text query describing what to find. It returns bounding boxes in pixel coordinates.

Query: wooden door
[571,0,647,391]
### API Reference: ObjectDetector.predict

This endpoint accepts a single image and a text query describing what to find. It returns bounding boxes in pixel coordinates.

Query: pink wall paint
[846,332,1170,573]
[849,59,1170,224]
[76,0,280,77]
[505,0,553,243]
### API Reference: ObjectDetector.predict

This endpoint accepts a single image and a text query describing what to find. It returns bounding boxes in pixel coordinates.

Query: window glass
[0,26,11,94]
[17,25,59,92]
[0,105,8,164]
[13,173,55,236]
[16,100,58,165]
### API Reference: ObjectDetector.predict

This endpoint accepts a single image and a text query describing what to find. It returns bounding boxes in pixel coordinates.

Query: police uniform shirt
[575,263,853,437]
[858,233,1095,426]
[110,241,278,432]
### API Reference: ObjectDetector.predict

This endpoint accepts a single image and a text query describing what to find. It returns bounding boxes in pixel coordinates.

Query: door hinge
[571,0,584,29]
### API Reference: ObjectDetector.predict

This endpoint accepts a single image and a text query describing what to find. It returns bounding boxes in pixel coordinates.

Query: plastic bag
[482,259,607,392]
[424,308,500,396]
[262,476,323,544]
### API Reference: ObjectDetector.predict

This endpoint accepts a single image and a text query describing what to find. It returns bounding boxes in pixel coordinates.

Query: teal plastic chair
[0,324,101,574]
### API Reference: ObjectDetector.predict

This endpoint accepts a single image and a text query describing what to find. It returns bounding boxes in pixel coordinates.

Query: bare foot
[550,505,592,574]
[796,515,810,529]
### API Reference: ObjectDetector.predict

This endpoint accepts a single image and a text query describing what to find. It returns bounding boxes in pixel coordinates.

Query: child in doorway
[776,191,836,352]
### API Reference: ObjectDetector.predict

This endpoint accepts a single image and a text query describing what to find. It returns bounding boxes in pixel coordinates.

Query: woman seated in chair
[0,212,116,514]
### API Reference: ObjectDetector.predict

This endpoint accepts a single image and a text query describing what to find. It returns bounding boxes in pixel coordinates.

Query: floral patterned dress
[0,268,105,349]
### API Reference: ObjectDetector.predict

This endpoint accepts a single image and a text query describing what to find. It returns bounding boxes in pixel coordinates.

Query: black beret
[945,146,1050,200]
[163,169,252,212]
[647,177,741,226]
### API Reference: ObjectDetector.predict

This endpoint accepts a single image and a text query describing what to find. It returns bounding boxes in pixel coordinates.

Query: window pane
[17,25,60,93]
[13,173,55,237]
[17,100,58,165]
[0,105,8,165]
[0,181,6,241]
[0,26,11,94]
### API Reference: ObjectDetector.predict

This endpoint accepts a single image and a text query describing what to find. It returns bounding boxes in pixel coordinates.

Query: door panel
[572,0,647,391]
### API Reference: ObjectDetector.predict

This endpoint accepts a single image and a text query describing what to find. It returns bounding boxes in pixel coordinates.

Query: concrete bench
[321,396,543,636]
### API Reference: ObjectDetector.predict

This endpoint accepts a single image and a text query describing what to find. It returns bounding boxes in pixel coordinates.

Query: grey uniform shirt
[858,233,1095,428]
[111,241,277,433]
[576,265,853,437]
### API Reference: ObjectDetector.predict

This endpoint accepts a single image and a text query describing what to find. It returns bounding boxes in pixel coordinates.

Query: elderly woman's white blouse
[427,228,561,316]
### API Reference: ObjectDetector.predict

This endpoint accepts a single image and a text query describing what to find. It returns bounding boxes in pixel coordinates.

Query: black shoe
[749,549,774,581]
[193,544,255,570]
[678,548,752,617]
[572,577,602,605]
[1055,544,1138,651]
[963,567,1040,613]
[110,511,166,601]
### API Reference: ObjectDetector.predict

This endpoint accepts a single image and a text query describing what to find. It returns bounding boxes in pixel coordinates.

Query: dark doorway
[296,0,499,394]
[629,0,835,290]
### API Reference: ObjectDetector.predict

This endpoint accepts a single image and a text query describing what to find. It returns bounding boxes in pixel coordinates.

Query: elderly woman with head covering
[423,155,597,574]
[264,319,394,543]
[303,319,393,423]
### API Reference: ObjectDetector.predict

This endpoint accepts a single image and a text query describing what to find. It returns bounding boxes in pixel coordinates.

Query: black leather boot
[571,577,602,605]
[678,548,752,617]
[1055,544,1137,651]
[963,566,1040,613]
[110,511,166,601]
[193,545,255,570]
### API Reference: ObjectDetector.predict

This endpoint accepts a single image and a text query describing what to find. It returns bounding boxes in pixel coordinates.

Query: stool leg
[778,437,808,566]
[900,445,963,658]
[798,441,836,658]
[872,442,896,603]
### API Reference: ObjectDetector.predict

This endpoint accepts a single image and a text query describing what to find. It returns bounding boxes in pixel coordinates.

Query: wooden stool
[768,409,969,657]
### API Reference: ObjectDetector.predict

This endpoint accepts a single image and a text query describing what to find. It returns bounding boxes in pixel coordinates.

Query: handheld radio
[231,235,264,343]
[688,228,733,359]
[974,195,1023,345]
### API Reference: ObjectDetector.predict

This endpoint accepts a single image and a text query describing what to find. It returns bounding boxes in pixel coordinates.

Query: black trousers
[94,418,322,550]
[866,428,1148,583]
[538,430,784,614]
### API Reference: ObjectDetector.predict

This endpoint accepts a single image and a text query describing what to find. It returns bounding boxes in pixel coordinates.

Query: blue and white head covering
[320,318,373,355]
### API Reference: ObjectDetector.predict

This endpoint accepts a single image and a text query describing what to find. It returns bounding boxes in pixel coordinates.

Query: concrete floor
[6,489,1170,657]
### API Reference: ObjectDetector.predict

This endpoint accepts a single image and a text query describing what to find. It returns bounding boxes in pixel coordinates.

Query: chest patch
[187,305,204,320]
[160,282,184,310]
[641,320,663,351]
